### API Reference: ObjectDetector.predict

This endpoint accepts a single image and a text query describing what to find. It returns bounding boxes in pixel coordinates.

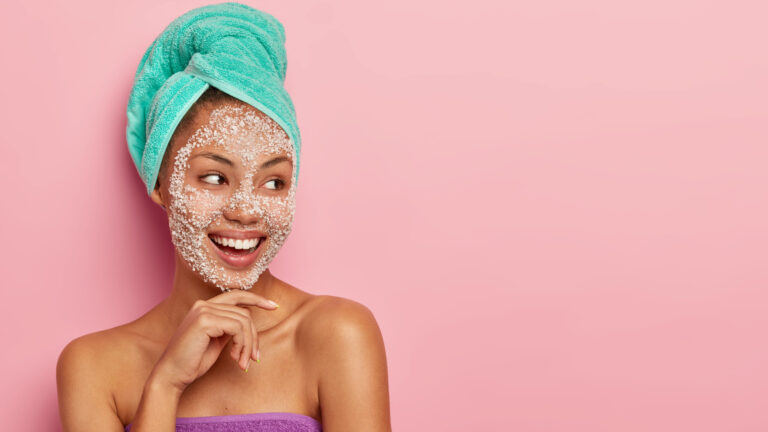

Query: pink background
[0,1,766,430]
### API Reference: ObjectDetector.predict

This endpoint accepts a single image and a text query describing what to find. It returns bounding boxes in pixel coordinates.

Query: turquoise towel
[126,2,301,196]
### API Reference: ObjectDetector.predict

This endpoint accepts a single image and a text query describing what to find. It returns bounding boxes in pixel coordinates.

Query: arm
[56,336,182,432]
[313,298,392,432]
[129,369,183,432]
[56,336,126,432]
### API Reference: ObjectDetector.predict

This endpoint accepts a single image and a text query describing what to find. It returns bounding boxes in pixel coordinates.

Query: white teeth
[212,236,261,250]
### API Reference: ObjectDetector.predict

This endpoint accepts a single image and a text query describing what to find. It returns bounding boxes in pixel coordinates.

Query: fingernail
[245,359,251,372]
[256,348,261,363]
[267,300,279,308]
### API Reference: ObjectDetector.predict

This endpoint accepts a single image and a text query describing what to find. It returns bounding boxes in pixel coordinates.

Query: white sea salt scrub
[166,104,297,292]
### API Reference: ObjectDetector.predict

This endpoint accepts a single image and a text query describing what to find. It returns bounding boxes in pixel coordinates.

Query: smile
[211,235,261,253]
[207,231,266,268]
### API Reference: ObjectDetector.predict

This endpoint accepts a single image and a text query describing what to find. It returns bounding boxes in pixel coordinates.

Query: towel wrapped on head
[126,2,301,196]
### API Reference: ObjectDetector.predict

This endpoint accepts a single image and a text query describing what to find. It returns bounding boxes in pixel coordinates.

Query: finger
[197,311,251,370]
[208,303,259,367]
[241,308,259,363]
[208,290,279,310]
[201,296,264,365]
[204,303,252,320]
[215,309,254,370]
[203,304,258,369]
[251,320,260,363]
[198,314,243,356]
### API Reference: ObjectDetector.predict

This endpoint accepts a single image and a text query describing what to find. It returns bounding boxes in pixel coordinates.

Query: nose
[222,205,260,225]
[222,200,263,225]
[222,186,264,226]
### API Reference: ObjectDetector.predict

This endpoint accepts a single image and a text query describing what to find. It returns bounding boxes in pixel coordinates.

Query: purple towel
[124,412,322,431]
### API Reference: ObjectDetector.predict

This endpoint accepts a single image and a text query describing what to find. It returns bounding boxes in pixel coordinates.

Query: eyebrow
[192,152,234,166]
[191,152,291,169]
[259,155,291,169]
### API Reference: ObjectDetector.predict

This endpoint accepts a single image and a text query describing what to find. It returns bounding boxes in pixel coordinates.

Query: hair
[156,86,240,189]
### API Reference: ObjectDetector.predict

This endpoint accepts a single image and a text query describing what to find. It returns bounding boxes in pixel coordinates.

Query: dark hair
[156,86,240,189]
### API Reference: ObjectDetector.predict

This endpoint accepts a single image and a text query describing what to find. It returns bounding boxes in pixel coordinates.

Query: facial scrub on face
[125,2,302,196]
[167,104,297,291]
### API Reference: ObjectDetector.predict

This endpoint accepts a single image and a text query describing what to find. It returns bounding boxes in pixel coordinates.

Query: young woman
[56,4,390,432]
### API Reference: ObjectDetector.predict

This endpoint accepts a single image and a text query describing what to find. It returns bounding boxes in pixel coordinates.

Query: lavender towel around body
[124,412,322,432]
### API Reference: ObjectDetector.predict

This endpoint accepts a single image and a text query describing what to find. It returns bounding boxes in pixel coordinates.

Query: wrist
[146,367,186,398]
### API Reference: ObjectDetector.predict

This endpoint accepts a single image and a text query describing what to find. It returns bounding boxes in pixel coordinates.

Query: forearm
[129,371,183,432]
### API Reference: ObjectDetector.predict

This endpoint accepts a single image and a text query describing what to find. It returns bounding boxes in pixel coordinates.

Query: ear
[150,183,166,209]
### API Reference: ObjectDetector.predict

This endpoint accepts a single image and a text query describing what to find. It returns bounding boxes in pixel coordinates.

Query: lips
[207,231,266,268]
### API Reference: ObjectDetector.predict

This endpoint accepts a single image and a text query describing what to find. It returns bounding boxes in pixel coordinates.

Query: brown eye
[264,179,284,190]
[200,174,226,185]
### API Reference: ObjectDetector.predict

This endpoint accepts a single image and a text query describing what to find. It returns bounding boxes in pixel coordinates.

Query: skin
[56,98,392,432]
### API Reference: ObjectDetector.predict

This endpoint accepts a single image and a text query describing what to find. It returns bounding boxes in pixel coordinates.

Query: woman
[56,4,391,432]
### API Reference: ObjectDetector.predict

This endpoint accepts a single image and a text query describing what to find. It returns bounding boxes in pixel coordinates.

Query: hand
[150,290,279,393]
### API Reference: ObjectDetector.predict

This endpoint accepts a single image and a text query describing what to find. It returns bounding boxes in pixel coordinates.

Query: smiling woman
[55,3,391,432]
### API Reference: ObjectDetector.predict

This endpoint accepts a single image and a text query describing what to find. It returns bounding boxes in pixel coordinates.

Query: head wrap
[126,2,301,195]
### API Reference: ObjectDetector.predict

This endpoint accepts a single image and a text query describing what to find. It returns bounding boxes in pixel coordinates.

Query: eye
[264,179,285,190]
[200,173,226,185]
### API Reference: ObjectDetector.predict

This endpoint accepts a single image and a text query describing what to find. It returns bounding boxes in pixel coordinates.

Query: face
[158,102,297,292]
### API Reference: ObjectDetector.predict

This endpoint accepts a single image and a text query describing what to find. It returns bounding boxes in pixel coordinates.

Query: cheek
[260,194,296,231]
[176,185,228,228]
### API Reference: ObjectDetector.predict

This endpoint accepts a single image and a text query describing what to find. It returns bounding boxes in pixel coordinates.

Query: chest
[114,331,320,425]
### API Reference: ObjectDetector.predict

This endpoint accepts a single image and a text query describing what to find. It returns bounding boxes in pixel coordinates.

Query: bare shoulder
[57,332,107,396]
[295,295,387,381]
[58,327,126,385]
[57,324,148,394]
[295,295,391,430]
[296,295,384,350]
[57,326,141,430]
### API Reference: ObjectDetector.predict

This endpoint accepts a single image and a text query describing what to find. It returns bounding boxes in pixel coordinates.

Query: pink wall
[1,1,766,430]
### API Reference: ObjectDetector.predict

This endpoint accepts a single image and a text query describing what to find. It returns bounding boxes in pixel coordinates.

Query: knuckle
[197,313,212,327]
